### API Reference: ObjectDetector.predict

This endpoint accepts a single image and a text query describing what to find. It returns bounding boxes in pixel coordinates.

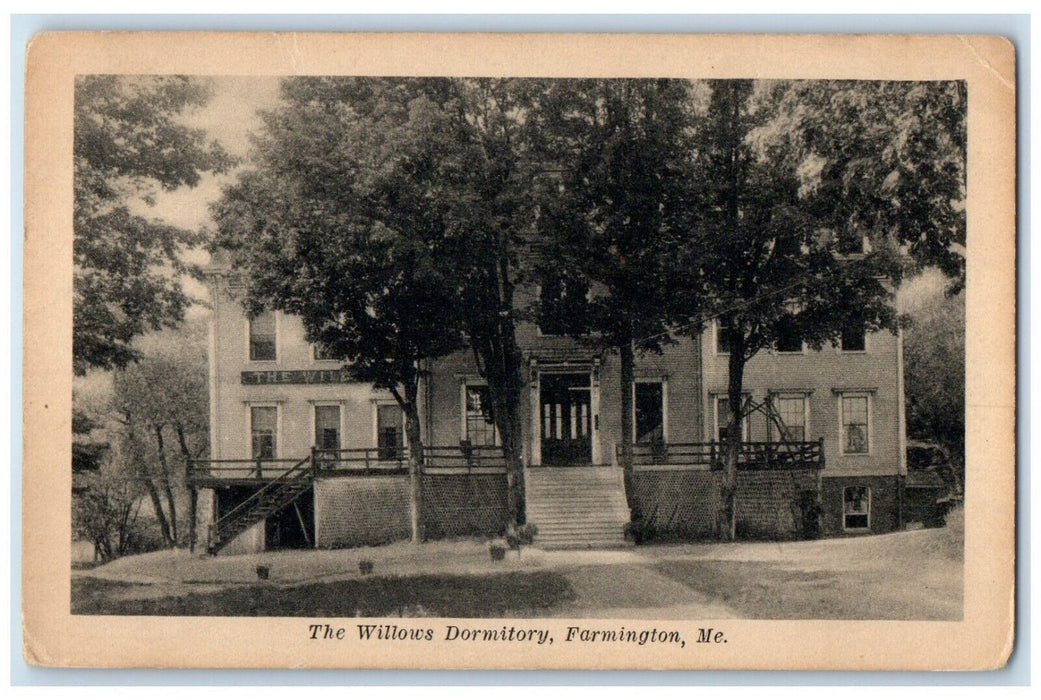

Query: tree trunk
[174,424,198,553]
[619,340,635,470]
[482,335,527,528]
[395,378,425,544]
[143,477,174,546]
[719,337,747,541]
[154,425,178,544]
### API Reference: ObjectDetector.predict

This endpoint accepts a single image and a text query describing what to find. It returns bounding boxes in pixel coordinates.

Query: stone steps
[524,467,631,549]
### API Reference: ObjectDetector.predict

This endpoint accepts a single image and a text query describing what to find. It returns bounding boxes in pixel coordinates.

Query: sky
[144,76,282,233]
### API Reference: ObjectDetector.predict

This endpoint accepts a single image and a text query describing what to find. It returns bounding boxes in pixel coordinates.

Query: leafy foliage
[903,278,965,465]
[680,80,913,538]
[106,323,210,548]
[776,80,966,288]
[74,76,233,374]
[214,77,540,526]
[529,78,701,466]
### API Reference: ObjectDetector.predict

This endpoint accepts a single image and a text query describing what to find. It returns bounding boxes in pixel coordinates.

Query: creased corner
[958,36,1015,93]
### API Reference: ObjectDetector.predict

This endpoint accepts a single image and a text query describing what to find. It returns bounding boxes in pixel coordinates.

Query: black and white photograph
[24,32,1014,670]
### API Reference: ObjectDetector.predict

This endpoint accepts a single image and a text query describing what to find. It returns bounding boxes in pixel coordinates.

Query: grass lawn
[71,526,962,619]
[72,571,575,617]
[651,559,960,619]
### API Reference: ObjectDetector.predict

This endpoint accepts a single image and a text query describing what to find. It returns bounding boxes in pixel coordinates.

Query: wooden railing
[311,447,410,474]
[188,457,307,481]
[422,445,507,471]
[619,439,825,471]
[731,439,825,470]
[206,454,313,552]
[191,444,509,482]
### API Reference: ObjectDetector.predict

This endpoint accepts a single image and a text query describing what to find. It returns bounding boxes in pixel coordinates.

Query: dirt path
[553,564,739,619]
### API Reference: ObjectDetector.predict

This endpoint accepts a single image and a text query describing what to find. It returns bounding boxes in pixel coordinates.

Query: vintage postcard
[23,32,1015,670]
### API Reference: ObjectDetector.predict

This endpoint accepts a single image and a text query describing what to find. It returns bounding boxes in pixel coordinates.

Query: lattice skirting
[629,469,822,540]
[313,474,509,548]
[422,474,509,539]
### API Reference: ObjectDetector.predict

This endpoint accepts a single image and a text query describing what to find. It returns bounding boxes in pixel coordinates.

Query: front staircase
[206,457,313,554]
[525,466,631,549]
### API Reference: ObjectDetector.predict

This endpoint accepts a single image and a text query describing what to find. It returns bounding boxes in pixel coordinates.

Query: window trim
[459,380,500,446]
[837,391,873,456]
[310,401,345,452]
[632,377,669,444]
[245,311,279,364]
[768,392,811,442]
[842,485,872,532]
[246,402,281,460]
[712,392,751,442]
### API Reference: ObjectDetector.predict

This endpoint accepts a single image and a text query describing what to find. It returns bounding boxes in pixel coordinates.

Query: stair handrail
[210,455,312,537]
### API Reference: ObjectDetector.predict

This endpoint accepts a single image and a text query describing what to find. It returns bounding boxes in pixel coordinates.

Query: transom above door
[539,372,592,466]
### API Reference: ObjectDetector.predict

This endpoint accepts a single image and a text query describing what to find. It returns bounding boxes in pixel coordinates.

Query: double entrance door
[539,372,592,466]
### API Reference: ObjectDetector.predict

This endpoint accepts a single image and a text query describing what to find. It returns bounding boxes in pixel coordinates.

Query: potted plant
[504,523,539,557]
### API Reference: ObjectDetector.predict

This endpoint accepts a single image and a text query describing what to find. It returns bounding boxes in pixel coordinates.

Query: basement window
[843,486,871,530]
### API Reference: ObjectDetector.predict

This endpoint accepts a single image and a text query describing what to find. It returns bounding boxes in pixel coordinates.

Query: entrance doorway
[539,372,592,466]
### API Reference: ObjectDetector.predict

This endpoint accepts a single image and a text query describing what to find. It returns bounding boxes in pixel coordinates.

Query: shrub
[625,516,657,545]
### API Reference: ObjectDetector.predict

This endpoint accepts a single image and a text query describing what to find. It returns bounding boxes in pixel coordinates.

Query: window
[840,393,870,454]
[249,311,276,361]
[634,381,665,445]
[770,394,808,442]
[714,394,750,443]
[463,384,498,446]
[250,406,277,459]
[312,343,335,361]
[314,405,341,450]
[715,320,734,355]
[538,270,590,336]
[774,318,803,353]
[843,486,871,530]
[837,230,868,255]
[840,322,867,352]
[376,404,404,460]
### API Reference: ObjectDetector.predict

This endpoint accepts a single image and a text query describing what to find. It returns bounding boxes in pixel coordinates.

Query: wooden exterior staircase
[206,456,313,555]
[525,467,631,549]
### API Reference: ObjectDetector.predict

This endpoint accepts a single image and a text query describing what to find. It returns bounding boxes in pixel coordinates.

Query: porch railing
[187,457,306,481]
[190,444,509,482]
[618,439,825,471]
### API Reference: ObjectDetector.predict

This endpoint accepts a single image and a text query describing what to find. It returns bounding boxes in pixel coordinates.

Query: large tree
[902,273,965,482]
[108,324,210,548]
[74,75,232,374]
[214,77,538,533]
[213,77,468,542]
[777,80,967,289]
[686,80,902,539]
[529,78,701,474]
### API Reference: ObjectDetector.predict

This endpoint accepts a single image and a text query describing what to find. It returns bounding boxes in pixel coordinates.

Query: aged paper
[23,32,1015,670]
